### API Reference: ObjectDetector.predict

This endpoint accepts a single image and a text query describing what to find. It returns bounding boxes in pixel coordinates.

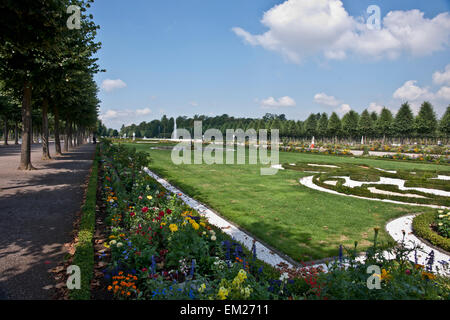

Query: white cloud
[393,80,434,101]
[136,108,152,116]
[437,86,450,100]
[367,102,384,114]
[314,93,340,106]
[313,92,351,115]
[189,101,199,107]
[260,96,296,108]
[233,0,450,63]
[101,79,127,92]
[392,80,436,113]
[99,108,153,129]
[336,103,351,115]
[433,64,450,85]
[101,109,120,120]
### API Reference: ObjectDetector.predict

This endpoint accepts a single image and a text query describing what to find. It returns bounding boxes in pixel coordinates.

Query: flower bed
[413,211,450,252]
[96,141,450,300]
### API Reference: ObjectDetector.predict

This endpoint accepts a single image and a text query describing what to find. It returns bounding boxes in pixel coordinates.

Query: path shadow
[0,144,95,299]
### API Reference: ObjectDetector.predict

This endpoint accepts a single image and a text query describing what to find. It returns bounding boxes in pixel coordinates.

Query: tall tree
[304,114,317,138]
[414,101,437,142]
[327,112,341,143]
[316,113,329,140]
[393,103,414,143]
[342,110,360,140]
[439,106,450,140]
[0,0,67,169]
[376,107,393,143]
[358,109,373,142]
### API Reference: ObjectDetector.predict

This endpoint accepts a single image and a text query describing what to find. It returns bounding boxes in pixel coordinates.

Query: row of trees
[116,102,450,143]
[0,0,102,170]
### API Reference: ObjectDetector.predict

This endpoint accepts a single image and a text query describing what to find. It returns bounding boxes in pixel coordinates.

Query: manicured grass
[123,142,448,262]
[70,146,99,300]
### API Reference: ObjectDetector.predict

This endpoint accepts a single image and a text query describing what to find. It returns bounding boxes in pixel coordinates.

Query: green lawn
[126,142,449,262]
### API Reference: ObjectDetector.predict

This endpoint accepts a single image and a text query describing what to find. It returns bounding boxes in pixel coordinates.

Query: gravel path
[0,142,96,299]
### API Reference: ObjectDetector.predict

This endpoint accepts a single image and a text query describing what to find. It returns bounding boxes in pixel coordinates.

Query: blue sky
[90,0,450,129]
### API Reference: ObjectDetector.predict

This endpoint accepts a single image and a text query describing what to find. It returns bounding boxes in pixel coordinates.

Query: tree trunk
[3,117,8,145]
[64,121,69,152]
[68,121,73,149]
[18,82,35,170]
[41,98,51,160]
[14,121,18,144]
[53,107,62,155]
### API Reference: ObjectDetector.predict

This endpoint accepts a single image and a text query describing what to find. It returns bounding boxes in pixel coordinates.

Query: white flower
[109,240,117,245]
[211,236,216,241]
[279,272,289,281]
[116,242,123,248]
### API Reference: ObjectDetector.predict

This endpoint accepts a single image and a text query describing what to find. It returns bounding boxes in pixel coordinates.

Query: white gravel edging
[386,215,450,276]
[143,167,296,269]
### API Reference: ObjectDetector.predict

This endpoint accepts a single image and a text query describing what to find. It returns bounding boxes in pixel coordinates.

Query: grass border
[412,212,450,253]
[70,145,99,300]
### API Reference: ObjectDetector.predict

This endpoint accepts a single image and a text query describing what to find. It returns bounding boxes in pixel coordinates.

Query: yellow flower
[169,224,178,232]
[421,272,436,280]
[217,287,228,300]
[200,222,206,227]
[191,222,200,230]
[381,269,391,281]
[198,283,206,293]
[238,269,247,281]
[161,222,167,226]
[147,195,153,200]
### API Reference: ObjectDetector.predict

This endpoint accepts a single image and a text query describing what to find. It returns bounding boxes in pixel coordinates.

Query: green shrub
[413,212,450,252]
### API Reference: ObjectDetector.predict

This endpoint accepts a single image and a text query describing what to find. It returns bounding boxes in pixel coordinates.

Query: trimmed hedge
[70,145,99,300]
[412,212,450,253]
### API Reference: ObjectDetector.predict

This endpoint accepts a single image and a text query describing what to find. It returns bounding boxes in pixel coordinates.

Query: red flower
[166,209,172,214]
[159,211,165,217]
[130,212,136,217]
[142,207,149,213]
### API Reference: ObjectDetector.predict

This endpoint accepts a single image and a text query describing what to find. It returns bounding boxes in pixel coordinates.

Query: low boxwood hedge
[412,212,450,253]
